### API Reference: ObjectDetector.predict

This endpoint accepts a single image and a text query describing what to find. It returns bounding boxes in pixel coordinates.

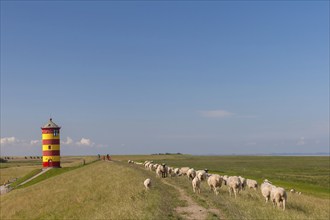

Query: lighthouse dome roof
[42,118,60,128]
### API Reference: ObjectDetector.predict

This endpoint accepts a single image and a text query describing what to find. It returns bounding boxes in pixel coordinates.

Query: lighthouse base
[43,161,61,168]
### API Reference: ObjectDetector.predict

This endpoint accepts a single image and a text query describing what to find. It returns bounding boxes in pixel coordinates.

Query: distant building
[41,118,61,168]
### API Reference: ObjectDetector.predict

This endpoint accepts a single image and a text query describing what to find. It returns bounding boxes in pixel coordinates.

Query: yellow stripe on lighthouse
[42,145,60,151]
[43,156,60,162]
[42,133,60,140]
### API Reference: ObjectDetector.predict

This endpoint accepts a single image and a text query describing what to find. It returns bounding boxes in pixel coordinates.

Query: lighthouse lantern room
[41,118,61,168]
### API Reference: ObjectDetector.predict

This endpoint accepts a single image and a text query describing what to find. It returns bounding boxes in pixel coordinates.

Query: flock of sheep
[128,159,291,211]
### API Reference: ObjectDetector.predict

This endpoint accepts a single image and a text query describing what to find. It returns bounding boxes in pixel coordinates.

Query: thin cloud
[62,137,73,145]
[30,140,41,145]
[76,138,94,146]
[200,110,235,118]
[236,115,258,119]
[296,137,305,146]
[1,137,18,145]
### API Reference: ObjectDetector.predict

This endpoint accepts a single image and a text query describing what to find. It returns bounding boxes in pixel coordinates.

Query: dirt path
[0,168,52,195]
[17,168,52,186]
[162,179,223,220]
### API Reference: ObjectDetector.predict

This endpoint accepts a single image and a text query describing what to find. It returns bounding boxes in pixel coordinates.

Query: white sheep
[261,180,276,203]
[156,165,162,177]
[238,176,247,190]
[153,164,159,171]
[227,176,241,198]
[271,187,287,211]
[148,163,155,171]
[207,174,223,195]
[144,161,152,169]
[187,168,196,180]
[167,167,173,177]
[192,176,201,194]
[156,164,168,178]
[222,175,228,185]
[246,179,258,190]
[196,170,208,181]
[173,168,180,175]
[144,178,151,190]
[179,167,190,176]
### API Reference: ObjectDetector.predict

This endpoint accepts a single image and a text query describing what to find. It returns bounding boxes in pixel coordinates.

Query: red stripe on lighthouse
[43,162,61,168]
[42,139,60,145]
[43,150,60,156]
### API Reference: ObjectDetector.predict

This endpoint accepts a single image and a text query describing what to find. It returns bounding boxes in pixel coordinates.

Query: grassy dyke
[10,169,42,188]
[1,155,329,219]
[0,161,181,220]
[0,156,99,185]
[12,158,100,189]
[0,165,41,185]
[113,155,330,198]
[14,167,78,189]
[116,155,330,219]
[165,176,330,220]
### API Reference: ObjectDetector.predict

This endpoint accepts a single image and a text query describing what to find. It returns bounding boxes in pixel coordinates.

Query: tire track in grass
[162,179,224,220]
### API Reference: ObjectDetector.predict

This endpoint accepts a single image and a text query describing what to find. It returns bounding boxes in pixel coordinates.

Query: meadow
[1,160,180,220]
[1,155,329,219]
[113,155,330,198]
[0,156,97,185]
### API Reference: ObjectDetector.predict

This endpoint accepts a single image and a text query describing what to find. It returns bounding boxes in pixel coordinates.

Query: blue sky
[1,1,329,156]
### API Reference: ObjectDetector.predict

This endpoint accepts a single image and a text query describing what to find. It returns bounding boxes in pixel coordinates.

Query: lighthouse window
[48,145,51,150]
[53,130,58,136]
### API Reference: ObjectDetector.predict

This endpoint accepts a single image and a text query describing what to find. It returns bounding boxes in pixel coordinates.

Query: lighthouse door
[48,159,53,167]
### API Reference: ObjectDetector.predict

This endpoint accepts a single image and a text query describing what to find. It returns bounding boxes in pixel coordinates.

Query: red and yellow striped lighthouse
[41,118,61,168]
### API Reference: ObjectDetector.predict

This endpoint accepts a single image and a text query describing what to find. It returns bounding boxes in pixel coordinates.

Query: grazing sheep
[271,187,287,211]
[207,174,223,195]
[173,168,180,175]
[156,164,168,178]
[192,176,201,194]
[145,161,152,169]
[153,164,159,171]
[222,175,228,185]
[261,180,276,203]
[143,161,150,166]
[246,179,258,190]
[238,176,247,190]
[227,176,241,198]
[144,178,151,190]
[187,168,196,180]
[155,165,162,177]
[167,167,174,177]
[196,170,208,181]
[179,167,190,176]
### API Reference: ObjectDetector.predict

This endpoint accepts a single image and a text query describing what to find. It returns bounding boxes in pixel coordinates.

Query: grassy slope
[114,155,330,219]
[0,161,180,220]
[0,156,98,185]
[114,155,330,198]
[166,176,330,220]
[1,155,329,219]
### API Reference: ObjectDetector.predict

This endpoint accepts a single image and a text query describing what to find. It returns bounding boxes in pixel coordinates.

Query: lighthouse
[41,118,61,168]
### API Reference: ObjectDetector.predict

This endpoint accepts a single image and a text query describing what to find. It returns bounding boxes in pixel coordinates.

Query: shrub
[0,158,8,163]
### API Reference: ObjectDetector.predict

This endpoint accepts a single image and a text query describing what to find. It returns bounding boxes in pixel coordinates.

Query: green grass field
[0,156,98,185]
[113,155,330,198]
[1,155,329,219]
[1,160,180,220]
